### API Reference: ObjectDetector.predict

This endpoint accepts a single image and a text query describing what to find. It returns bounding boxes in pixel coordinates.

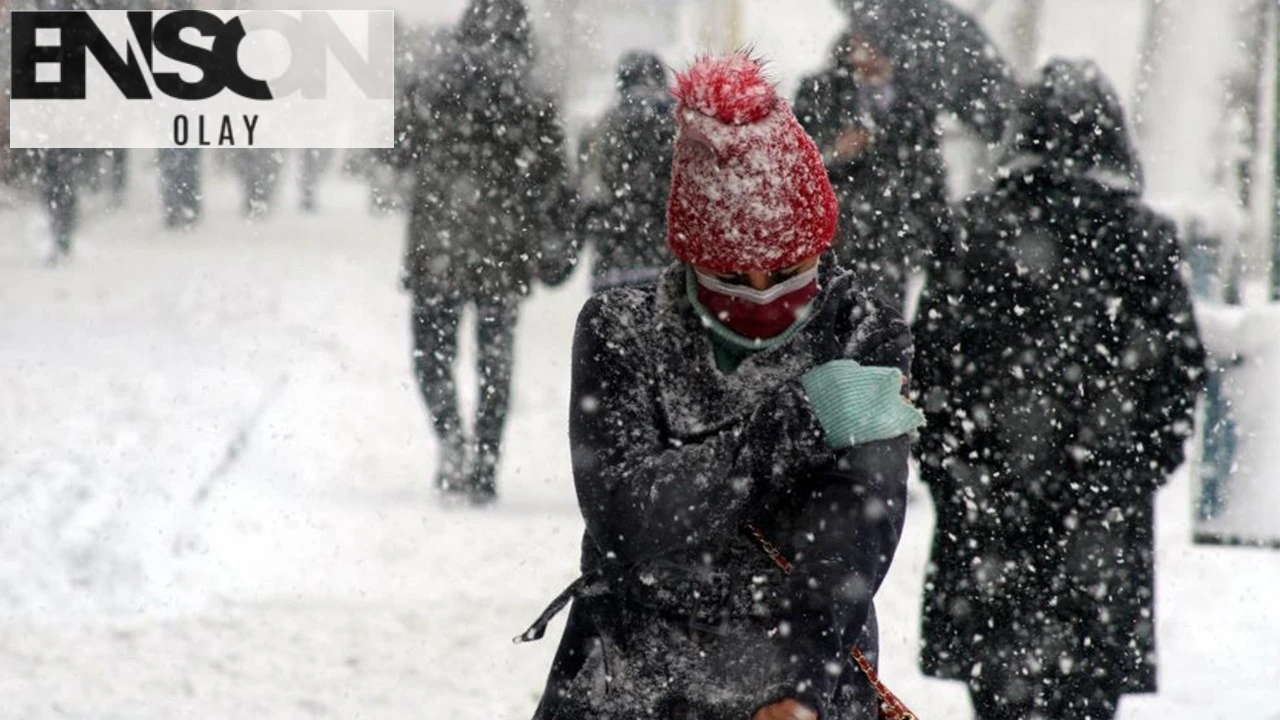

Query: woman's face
[695,254,821,291]
[846,36,893,84]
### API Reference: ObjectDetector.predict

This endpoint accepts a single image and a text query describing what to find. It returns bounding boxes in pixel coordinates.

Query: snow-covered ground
[1,166,1278,719]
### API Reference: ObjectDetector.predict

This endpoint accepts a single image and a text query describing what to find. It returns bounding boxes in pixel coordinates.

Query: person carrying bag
[519,53,925,720]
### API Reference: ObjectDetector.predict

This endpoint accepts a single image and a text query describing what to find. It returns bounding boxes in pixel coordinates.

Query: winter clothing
[298,149,332,213]
[410,287,519,499]
[686,266,819,373]
[39,149,81,261]
[233,149,284,219]
[157,148,202,229]
[693,265,822,340]
[576,51,677,292]
[794,6,1015,306]
[529,264,914,719]
[800,360,923,450]
[835,0,1015,137]
[397,10,572,300]
[667,55,838,274]
[912,60,1205,716]
[396,0,572,499]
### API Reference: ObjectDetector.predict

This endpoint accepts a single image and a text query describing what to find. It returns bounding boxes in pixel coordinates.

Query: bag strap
[745,523,919,720]
[512,569,609,644]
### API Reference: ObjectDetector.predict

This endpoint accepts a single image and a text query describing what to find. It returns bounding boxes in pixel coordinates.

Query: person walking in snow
[397,0,573,504]
[522,54,924,720]
[37,148,84,265]
[575,51,677,292]
[795,1,1014,309]
[297,148,332,213]
[157,148,202,229]
[912,59,1205,720]
[232,148,285,219]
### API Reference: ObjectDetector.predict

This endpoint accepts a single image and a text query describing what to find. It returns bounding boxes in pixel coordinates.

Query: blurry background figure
[233,149,285,220]
[106,148,128,209]
[297,149,332,213]
[796,0,1014,310]
[37,149,83,264]
[574,51,675,293]
[912,59,1204,720]
[350,22,452,216]
[344,148,408,214]
[157,148,202,230]
[396,0,573,505]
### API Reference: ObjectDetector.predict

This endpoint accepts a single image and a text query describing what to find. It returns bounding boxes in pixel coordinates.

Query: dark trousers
[410,288,520,486]
[42,150,79,255]
[236,150,284,217]
[298,148,331,212]
[157,149,202,228]
[107,148,128,203]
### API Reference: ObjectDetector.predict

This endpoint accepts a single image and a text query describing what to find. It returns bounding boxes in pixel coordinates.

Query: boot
[434,432,469,495]
[467,445,499,506]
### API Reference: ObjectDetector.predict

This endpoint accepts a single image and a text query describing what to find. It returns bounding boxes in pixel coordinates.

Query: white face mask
[694,263,821,305]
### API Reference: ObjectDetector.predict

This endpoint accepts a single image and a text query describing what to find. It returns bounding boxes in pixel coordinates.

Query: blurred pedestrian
[912,59,1205,720]
[524,53,923,720]
[795,0,1014,309]
[233,149,284,219]
[106,148,128,208]
[157,148,202,229]
[397,0,573,504]
[297,148,331,213]
[38,149,83,264]
[575,51,676,292]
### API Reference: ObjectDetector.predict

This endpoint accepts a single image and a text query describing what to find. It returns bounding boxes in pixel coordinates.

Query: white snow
[1,164,1278,719]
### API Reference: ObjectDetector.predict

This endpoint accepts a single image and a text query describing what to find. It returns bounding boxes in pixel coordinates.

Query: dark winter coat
[577,54,676,291]
[835,0,1016,133]
[794,4,1014,302]
[911,60,1204,696]
[529,264,913,719]
[396,10,573,299]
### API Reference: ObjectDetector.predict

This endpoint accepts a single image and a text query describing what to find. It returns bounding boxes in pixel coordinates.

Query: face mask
[695,265,820,340]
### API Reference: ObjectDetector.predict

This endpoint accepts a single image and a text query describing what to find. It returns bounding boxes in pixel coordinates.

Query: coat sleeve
[925,3,1017,144]
[526,99,580,287]
[569,294,832,565]
[1129,215,1206,483]
[911,216,974,485]
[758,316,913,716]
[793,73,848,163]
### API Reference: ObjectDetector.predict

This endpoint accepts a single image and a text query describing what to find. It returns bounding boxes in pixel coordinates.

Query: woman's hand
[752,698,818,720]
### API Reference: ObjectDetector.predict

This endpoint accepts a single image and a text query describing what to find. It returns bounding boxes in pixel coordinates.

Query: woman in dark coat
[794,5,1015,309]
[395,0,573,503]
[912,59,1205,720]
[521,54,924,720]
[575,51,677,292]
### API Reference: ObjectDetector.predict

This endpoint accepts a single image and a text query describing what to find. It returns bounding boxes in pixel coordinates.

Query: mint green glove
[800,359,926,450]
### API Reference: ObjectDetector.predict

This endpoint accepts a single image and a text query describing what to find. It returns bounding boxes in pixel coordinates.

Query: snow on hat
[667,53,838,274]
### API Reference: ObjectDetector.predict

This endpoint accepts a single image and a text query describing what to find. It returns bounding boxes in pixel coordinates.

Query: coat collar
[649,264,824,439]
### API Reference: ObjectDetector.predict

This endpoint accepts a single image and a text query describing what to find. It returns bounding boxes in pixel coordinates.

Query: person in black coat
[522,54,924,720]
[795,2,1014,309]
[912,59,1205,720]
[396,0,573,504]
[576,51,676,292]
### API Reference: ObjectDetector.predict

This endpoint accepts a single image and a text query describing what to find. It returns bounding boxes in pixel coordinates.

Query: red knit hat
[667,53,838,274]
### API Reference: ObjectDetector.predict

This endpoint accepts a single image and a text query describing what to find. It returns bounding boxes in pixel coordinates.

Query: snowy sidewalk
[1,178,1277,719]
